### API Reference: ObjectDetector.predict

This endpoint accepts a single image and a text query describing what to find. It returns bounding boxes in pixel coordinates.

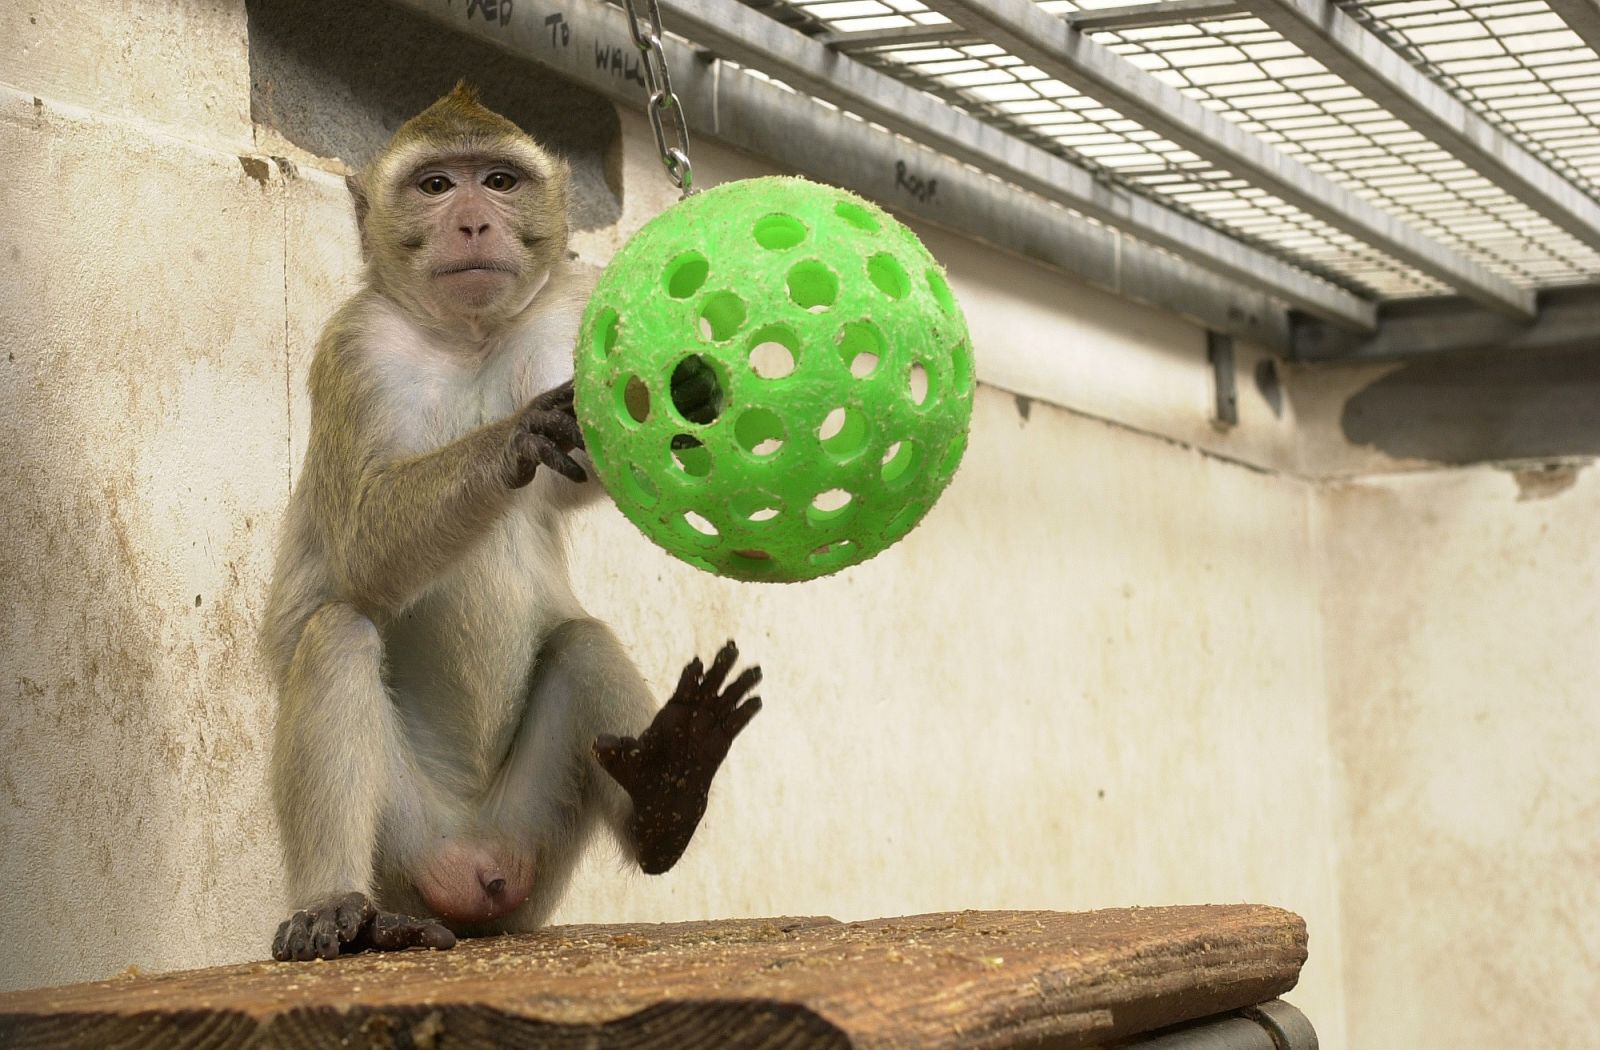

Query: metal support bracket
[1209,332,1238,429]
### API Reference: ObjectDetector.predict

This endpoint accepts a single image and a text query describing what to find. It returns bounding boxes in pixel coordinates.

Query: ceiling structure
[702,0,1600,358]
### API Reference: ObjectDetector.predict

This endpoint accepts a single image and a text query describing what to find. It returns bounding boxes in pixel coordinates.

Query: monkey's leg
[270,602,452,961]
[593,641,762,874]
[479,618,658,931]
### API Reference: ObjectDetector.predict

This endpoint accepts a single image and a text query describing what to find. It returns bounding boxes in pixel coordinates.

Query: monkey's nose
[484,875,507,896]
[459,223,491,239]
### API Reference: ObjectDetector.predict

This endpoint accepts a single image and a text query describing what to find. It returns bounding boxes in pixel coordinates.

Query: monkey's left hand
[593,641,762,875]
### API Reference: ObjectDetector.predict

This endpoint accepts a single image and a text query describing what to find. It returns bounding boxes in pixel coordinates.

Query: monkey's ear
[346,173,372,258]
[346,173,370,230]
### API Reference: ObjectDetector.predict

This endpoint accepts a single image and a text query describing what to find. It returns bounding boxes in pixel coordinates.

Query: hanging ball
[574,176,974,582]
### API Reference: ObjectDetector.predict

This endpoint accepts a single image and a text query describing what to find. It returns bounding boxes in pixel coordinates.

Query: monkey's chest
[381,508,581,773]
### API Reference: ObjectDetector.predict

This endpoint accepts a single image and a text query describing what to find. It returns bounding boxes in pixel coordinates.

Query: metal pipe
[1126,1000,1319,1048]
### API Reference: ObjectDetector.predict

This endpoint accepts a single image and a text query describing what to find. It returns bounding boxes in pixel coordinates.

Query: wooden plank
[0,905,1308,1049]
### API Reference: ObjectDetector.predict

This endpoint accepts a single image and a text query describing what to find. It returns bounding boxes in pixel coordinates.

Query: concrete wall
[5,2,1596,1047]
[1315,464,1600,1048]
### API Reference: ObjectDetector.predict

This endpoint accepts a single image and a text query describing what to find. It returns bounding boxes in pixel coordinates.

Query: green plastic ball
[574,176,974,582]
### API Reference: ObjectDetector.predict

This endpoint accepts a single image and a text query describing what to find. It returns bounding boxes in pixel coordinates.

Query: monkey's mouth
[433,262,519,277]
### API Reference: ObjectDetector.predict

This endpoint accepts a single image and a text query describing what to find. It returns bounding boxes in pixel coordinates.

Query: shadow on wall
[1340,348,1600,465]
[245,0,623,231]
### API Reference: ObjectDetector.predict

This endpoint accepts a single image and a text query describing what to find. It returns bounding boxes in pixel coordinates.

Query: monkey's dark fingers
[722,695,762,740]
[672,656,705,703]
[716,665,762,712]
[594,733,645,791]
[333,891,375,942]
[540,409,587,452]
[363,912,456,953]
[697,640,741,700]
[520,431,587,483]
[272,911,314,962]
[310,911,344,960]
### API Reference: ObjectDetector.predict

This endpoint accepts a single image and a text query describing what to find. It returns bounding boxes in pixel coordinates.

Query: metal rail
[923,0,1534,319]
[1240,0,1600,266]
[653,0,1377,331]
[1548,0,1600,54]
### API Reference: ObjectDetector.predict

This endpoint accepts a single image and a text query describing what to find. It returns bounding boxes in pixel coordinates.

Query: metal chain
[621,0,696,197]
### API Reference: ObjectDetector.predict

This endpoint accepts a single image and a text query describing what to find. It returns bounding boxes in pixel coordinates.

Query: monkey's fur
[261,84,761,962]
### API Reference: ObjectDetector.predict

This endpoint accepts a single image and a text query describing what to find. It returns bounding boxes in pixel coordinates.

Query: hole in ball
[908,362,932,407]
[670,354,724,424]
[881,441,921,488]
[593,307,620,359]
[753,213,808,250]
[868,253,911,301]
[731,549,771,561]
[623,464,658,507]
[616,375,650,427]
[807,488,854,525]
[664,252,709,299]
[748,325,799,379]
[927,268,957,315]
[950,339,974,395]
[731,490,783,524]
[818,406,869,460]
[939,435,966,476]
[887,501,927,538]
[808,539,858,566]
[735,408,786,459]
[787,261,839,313]
[683,510,720,538]
[835,200,879,232]
[670,434,712,478]
[698,292,747,342]
[837,321,884,379]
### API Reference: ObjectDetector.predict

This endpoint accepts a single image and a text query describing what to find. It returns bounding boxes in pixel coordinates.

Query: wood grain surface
[0,904,1308,1049]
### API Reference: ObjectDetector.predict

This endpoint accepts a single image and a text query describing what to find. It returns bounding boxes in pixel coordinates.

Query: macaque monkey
[260,84,761,961]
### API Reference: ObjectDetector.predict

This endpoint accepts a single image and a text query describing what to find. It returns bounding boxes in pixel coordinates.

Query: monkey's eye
[484,171,519,192]
[418,175,454,196]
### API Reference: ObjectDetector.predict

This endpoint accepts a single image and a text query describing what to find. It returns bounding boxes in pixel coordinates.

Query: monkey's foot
[270,892,456,962]
[594,640,762,875]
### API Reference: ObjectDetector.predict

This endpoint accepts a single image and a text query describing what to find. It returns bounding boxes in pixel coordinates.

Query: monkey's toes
[271,910,316,962]
[362,911,457,952]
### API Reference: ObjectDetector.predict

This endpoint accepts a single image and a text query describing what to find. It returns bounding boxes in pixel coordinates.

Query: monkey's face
[355,85,574,334]
[364,148,569,328]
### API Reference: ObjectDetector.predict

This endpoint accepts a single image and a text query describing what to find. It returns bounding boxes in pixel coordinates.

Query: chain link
[621,0,696,197]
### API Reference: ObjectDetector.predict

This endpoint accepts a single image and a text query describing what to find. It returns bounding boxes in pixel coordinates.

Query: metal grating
[1339,0,1600,198]
[733,0,1600,297]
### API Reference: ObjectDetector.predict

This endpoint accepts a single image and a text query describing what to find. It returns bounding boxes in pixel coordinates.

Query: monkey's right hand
[505,379,587,488]
[270,891,456,962]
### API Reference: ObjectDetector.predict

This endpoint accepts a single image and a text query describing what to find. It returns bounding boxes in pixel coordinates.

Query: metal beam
[1548,0,1600,54]
[1068,0,1246,34]
[820,25,978,51]
[379,0,1296,350]
[653,0,1376,330]
[922,0,1534,319]
[1293,283,1600,361]
[1241,0,1600,262]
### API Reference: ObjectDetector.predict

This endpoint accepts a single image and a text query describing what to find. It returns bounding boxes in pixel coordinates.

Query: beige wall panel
[1320,465,1600,1048]
[556,385,1346,1046]
[0,0,252,149]
[0,108,288,990]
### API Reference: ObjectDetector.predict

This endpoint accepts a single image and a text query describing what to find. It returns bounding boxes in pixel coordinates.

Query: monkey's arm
[593,642,762,874]
[320,374,584,613]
